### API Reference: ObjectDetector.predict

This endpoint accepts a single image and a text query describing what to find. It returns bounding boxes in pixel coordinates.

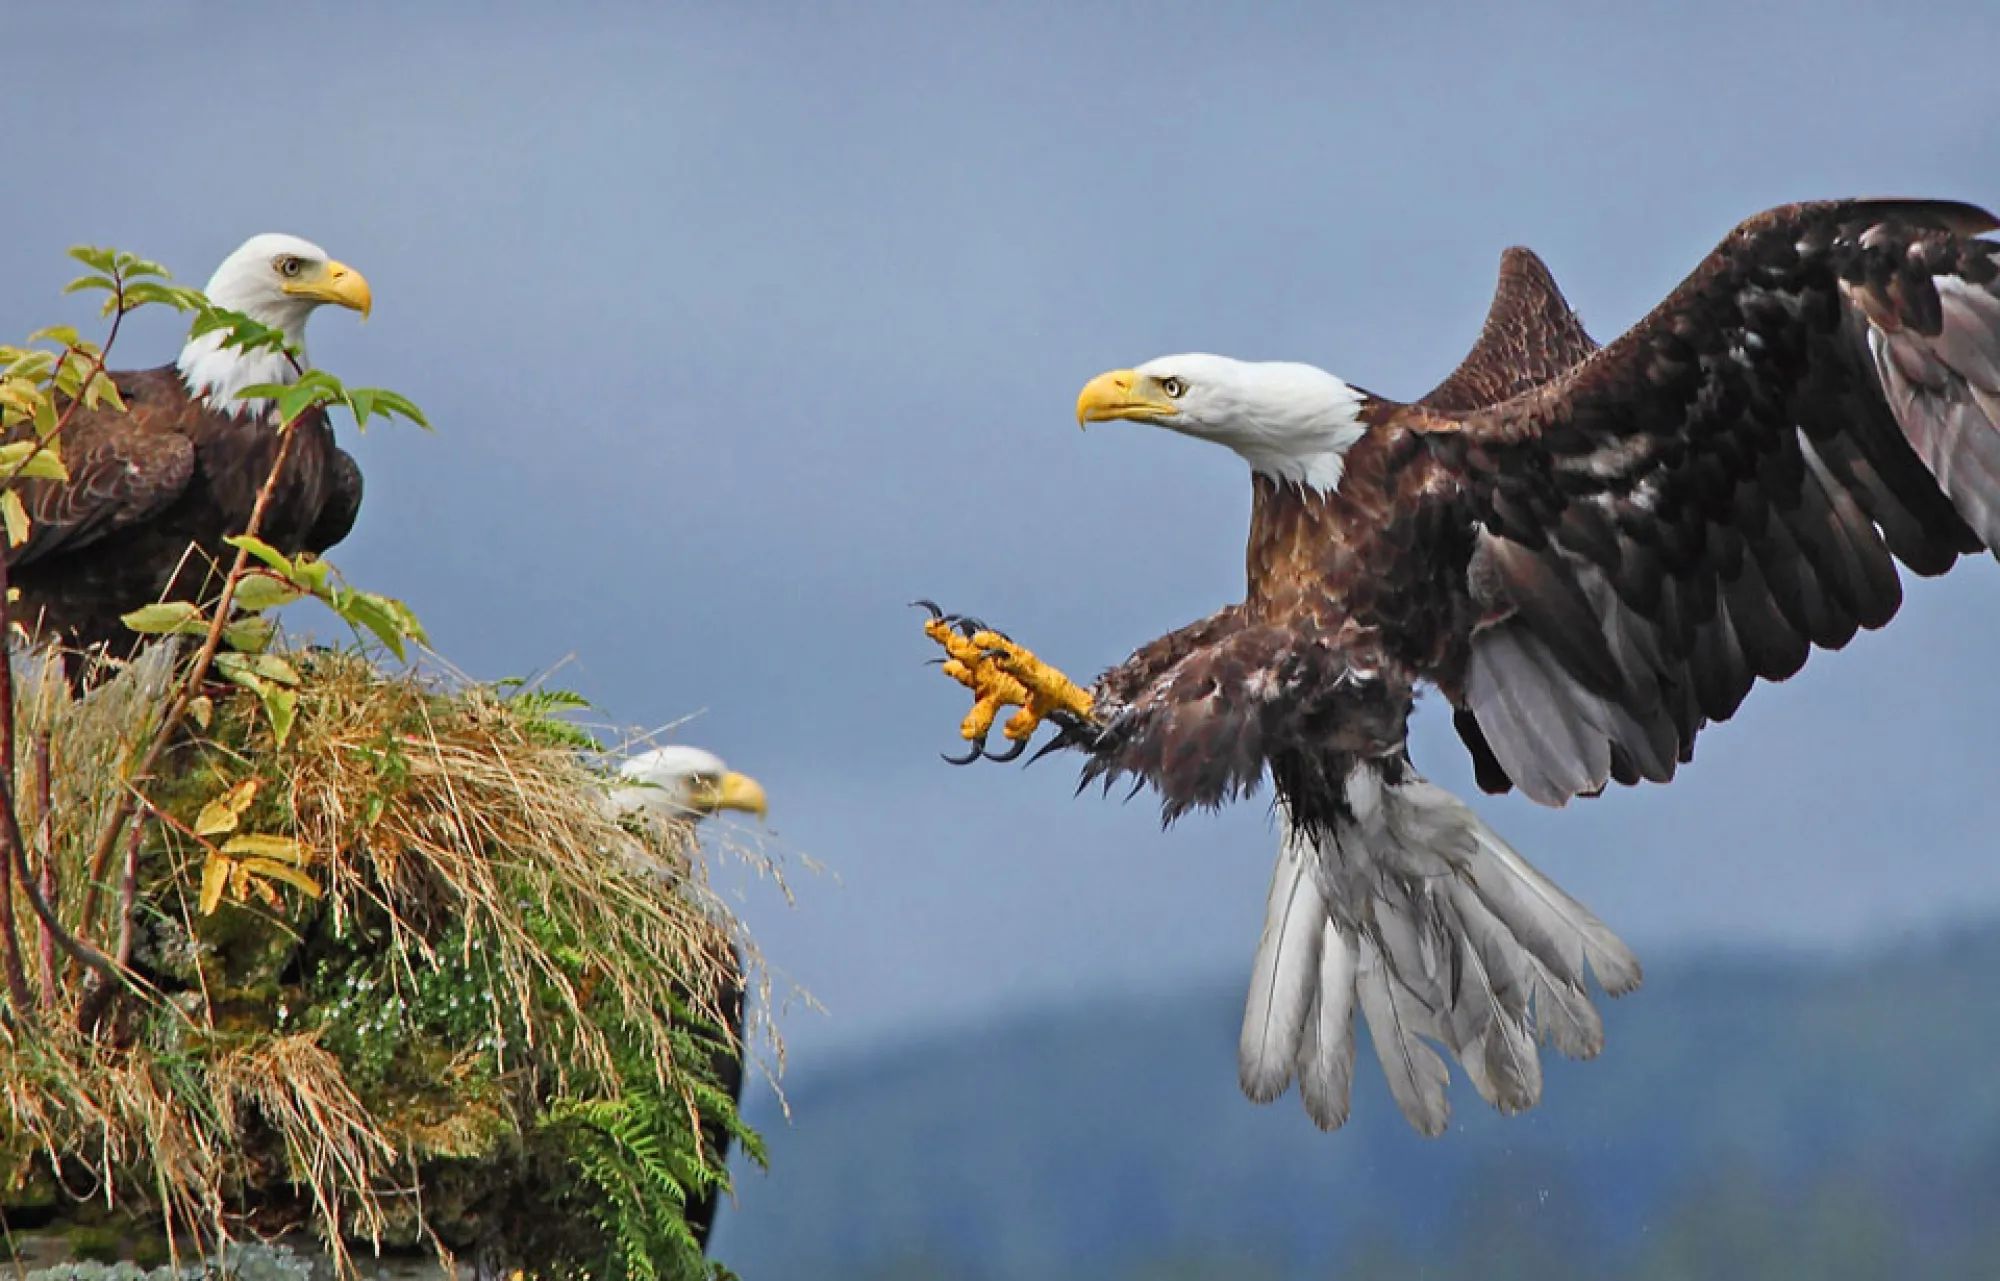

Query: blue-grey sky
[6,0,2000,1069]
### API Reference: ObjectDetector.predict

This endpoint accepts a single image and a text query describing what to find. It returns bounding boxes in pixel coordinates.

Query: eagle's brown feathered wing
[9,366,362,654]
[1407,198,2000,805]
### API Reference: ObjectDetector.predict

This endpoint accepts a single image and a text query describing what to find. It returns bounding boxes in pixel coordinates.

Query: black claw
[911,599,944,619]
[956,616,988,636]
[1026,736,1071,767]
[924,656,946,666]
[941,740,985,765]
[984,737,1028,762]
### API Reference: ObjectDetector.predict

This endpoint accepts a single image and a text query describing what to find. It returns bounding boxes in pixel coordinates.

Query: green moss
[65,1225,125,1265]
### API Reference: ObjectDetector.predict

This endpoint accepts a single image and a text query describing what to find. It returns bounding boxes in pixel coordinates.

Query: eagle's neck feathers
[1233,410,1368,492]
[176,332,309,419]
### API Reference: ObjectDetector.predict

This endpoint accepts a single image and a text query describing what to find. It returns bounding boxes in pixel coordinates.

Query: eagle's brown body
[8,366,360,655]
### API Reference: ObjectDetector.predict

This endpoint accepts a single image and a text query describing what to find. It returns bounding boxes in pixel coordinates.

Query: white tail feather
[1294,921,1358,1129]
[1237,824,1327,1103]
[1239,765,1639,1136]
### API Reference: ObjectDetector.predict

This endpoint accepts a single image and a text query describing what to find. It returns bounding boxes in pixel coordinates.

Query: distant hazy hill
[714,925,2000,1280]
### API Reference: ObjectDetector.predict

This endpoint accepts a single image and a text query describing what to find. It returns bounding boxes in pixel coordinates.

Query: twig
[113,817,143,968]
[0,766,28,1015]
[34,732,55,1005]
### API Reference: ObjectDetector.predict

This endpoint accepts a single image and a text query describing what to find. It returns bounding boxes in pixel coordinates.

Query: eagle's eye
[276,256,304,278]
[1160,376,1187,399]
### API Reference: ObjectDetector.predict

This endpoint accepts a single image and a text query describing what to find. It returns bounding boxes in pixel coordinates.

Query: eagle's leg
[916,604,1096,761]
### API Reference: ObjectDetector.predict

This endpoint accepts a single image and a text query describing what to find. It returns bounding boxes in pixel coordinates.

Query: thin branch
[34,731,56,1005]
[0,779,28,1016]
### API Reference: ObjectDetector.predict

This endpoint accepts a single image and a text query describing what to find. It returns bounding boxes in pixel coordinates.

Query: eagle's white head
[176,233,372,416]
[610,746,770,829]
[1075,354,1369,492]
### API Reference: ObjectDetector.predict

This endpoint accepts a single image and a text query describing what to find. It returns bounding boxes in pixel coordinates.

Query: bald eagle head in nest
[1076,353,1370,493]
[176,232,373,416]
[611,746,769,832]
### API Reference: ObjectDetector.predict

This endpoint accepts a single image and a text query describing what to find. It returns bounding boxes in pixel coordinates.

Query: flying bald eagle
[9,233,371,658]
[608,745,768,1253]
[923,198,2000,1137]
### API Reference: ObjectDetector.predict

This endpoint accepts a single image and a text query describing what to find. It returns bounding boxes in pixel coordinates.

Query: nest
[0,644,766,1278]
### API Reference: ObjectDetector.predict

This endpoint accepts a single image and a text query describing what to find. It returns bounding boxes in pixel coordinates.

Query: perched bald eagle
[9,233,372,657]
[925,198,2000,1136]
[608,745,768,1252]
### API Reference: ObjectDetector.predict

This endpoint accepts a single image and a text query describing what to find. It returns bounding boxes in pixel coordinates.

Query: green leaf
[223,534,294,576]
[117,255,168,281]
[289,554,331,595]
[62,274,116,296]
[121,280,205,313]
[258,685,299,747]
[0,440,68,481]
[337,590,411,660]
[28,325,80,348]
[366,388,430,430]
[2,350,54,380]
[212,651,264,691]
[347,387,376,427]
[274,382,324,424]
[121,600,207,635]
[83,372,124,412]
[230,574,304,614]
[67,246,116,274]
[0,492,28,548]
[244,652,300,685]
[221,615,274,653]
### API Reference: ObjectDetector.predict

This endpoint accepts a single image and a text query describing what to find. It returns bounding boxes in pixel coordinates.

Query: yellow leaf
[236,857,323,900]
[194,779,258,837]
[199,855,232,915]
[188,695,213,730]
[0,491,27,548]
[0,439,67,481]
[219,833,309,865]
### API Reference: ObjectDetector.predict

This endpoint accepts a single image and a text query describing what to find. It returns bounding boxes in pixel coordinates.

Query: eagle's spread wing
[1418,198,2000,806]
[7,368,196,568]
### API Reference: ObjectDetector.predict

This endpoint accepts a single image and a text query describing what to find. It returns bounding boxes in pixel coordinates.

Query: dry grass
[0,644,767,1272]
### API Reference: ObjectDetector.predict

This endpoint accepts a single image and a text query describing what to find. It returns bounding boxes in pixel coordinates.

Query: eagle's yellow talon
[923,609,1095,749]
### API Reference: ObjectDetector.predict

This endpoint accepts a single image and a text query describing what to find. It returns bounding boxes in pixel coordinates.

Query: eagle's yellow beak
[688,770,769,820]
[282,259,373,318]
[1076,368,1176,429]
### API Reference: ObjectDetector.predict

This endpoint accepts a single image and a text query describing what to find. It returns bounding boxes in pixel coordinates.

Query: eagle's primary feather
[1052,198,2000,1135]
